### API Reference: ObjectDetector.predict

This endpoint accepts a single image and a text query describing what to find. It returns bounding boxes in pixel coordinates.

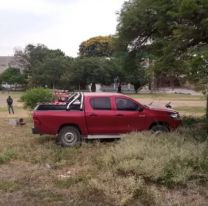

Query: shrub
[21,88,53,109]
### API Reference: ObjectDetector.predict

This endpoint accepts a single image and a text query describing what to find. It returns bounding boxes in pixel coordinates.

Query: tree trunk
[170,76,175,90]
[206,94,208,119]
[148,80,152,91]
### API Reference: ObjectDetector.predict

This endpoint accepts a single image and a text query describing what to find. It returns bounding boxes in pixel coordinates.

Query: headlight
[170,113,180,119]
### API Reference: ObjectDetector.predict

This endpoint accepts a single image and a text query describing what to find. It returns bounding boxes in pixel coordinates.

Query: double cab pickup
[32,92,181,147]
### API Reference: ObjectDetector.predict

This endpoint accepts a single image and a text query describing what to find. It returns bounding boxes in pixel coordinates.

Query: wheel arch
[58,124,82,135]
[149,121,170,131]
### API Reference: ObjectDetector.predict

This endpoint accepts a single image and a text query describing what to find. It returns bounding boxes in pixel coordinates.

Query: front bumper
[172,119,182,130]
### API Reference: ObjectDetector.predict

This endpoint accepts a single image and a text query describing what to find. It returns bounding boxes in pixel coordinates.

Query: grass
[95,132,208,186]
[175,106,206,114]
[54,175,88,189]
[0,117,207,205]
[129,93,205,101]
[0,92,207,205]
[26,189,65,203]
[0,180,19,192]
[0,91,24,98]
[130,93,206,116]
[0,148,16,164]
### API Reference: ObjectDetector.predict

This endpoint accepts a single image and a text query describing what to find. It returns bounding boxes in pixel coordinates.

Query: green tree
[79,36,115,57]
[15,44,49,74]
[61,57,123,91]
[117,0,208,116]
[32,55,72,88]
[125,53,148,93]
[115,51,148,93]
[0,68,26,86]
[186,47,208,117]
[77,36,125,91]
[15,44,71,88]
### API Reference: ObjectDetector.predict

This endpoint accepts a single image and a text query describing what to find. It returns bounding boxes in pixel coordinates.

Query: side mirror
[138,107,144,112]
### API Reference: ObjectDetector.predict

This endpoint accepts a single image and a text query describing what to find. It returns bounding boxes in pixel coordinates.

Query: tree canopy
[0,68,26,85]
[15,44,72,88]
[61,57,123,90]
[117,0,208,114]
[118,0,208,51]
[117,0,208,73]
[79,36,115,57]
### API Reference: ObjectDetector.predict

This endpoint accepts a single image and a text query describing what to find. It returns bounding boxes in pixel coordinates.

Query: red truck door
[113,97,147,132]
[85,96,117,134]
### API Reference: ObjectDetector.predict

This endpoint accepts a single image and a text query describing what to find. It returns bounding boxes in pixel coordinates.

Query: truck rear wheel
[59,126,81,147]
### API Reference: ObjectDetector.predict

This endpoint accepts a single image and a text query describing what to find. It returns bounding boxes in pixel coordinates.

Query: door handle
[89,113,97,117]
[116,114,124,117]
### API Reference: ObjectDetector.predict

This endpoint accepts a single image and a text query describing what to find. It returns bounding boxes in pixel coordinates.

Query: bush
[21,88,53,109]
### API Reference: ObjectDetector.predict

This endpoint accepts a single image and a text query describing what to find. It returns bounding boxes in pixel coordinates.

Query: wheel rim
[154,130,162,135]
[63,132,76,144]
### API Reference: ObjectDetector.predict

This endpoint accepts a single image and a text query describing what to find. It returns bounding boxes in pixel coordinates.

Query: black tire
[58,126,81,147]
[151,124,169,135]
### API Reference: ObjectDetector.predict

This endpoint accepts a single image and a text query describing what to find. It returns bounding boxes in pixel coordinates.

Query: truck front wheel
[151,124,169,135]
[58,126,81,147]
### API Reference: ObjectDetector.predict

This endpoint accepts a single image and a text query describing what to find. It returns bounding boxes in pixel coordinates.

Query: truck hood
[144,105,176,113]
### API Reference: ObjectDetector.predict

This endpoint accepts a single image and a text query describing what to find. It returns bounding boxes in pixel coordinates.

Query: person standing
[117,83,122,93]
[7,96,14,114]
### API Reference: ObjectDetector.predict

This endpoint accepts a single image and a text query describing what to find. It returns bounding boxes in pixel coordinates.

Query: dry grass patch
[0,180,19,192]
[92,131,208,205]
[96,132,208,186]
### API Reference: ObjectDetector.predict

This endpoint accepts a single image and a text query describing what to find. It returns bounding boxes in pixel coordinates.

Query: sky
[0,0,125,57]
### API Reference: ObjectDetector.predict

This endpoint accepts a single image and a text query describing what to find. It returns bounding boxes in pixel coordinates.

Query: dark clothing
[7,97,14,114]
[8,105,14,114]
[91,83,96,92]
[7,97,13,105]
[117,84,121,93]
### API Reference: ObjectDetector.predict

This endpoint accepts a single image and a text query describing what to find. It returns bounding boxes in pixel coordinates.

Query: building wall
[0,56,22,74]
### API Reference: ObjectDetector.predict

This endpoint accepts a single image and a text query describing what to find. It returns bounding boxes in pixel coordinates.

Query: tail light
[33,113,41,126]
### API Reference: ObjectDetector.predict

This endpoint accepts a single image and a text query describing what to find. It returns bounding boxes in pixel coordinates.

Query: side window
[69,100,81,110]
[116,98,139,111]
[90,97,111,110]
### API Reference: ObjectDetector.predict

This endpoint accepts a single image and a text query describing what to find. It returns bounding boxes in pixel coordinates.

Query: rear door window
[90,97,111,110]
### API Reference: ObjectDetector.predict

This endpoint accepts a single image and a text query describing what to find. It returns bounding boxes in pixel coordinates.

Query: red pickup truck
[32,92,181,147]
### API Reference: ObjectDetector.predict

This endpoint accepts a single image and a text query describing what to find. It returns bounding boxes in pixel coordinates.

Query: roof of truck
[82,92,127,97]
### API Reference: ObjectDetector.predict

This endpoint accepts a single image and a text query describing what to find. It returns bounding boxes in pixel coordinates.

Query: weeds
[0,180,19,192]
[55,175,88,189]
[26,189,65,203]
[95,132,208,188]
[0,148,16,164]
[174,106,206,115]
